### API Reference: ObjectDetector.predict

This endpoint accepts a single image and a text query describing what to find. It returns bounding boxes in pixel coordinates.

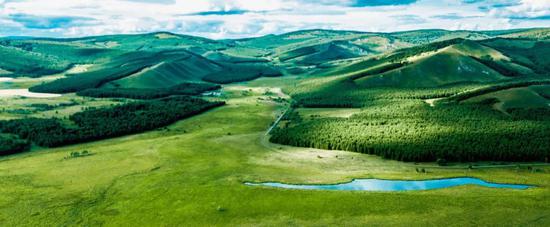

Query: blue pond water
[245,177,531,191]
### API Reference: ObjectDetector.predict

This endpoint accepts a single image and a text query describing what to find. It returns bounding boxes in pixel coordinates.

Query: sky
[0,0,548,39]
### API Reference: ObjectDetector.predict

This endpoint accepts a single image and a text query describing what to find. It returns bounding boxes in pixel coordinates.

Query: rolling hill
[102,52,223,89]
[0,28,544,96]
[0,44,71,77]
[354,40,512,88]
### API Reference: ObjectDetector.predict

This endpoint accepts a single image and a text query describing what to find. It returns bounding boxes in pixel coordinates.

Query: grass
[0,94,123,121]
[1,30,550,225]
[0,74,67,89]
[296,108,361,118]
[464,86,550,113]
[0,81,548,226]
[355,46,507,88]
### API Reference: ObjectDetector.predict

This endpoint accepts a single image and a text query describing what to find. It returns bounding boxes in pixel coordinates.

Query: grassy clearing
[296,108,362,118]
[0,75,66,89]
[0,94,122,121]
[0,81,548,226]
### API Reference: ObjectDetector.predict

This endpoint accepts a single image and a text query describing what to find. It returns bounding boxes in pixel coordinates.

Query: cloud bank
[0,0,548,38]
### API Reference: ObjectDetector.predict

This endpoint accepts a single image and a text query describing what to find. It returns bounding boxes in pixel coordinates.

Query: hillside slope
[0,28,542,94]
[355,50,501,88]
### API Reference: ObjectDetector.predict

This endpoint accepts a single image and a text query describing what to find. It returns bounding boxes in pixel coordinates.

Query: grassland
[0,28,549,225]
[0,80,548,226]
[0,94,123,120]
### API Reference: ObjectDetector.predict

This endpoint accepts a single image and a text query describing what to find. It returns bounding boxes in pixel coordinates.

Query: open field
[0,82,548,226]
[0,94,122,120]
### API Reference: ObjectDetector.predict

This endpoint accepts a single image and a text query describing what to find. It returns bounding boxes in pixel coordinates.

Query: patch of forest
[28,50,190,93]
[384,38,465,63]
[202,63,282,84]
[348,62,406,80]
[481,39,550,75]
[76,82,221,99]
[270,99,550,162]
[29,63,151,93]
[470,56,522,77]
[291,79,479,108]
[0,134,30,156]
[0,96,224,155]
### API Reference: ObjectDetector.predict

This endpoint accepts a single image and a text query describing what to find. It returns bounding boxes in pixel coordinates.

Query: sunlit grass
[0,82,548,226]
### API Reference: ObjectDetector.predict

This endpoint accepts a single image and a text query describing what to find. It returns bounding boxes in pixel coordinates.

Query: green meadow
[0,28,549,225]
[0,81,548,226]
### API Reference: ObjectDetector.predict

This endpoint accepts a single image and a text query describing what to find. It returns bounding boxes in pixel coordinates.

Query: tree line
[0,96,224,155]
[270,99,550,162]
[76,82,221,99]
[202,63,281,84]
[0,134,30,156]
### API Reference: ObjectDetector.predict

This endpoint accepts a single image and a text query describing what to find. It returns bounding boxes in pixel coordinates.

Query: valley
[0,28,549,225]
[0,79,549,226]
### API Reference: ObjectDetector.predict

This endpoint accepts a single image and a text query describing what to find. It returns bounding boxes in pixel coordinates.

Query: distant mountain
[0,28,547,93]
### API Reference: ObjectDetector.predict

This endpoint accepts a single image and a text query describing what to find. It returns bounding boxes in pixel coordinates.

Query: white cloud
[0,0,548,38]
[489,0,550,19]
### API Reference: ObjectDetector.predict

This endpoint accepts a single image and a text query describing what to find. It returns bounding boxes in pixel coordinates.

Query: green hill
[355,40,528,88]
[68,32,227,53]
[464,86,550,113]
[278,42,361,65]
[0,28,543,95]
[285,37,549,109]
[0,45,71,77]
[103,53,223,89]
[30,50,191,93]
[481,38,550,75]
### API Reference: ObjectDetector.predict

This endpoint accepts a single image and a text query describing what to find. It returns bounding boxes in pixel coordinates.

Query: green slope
[389,29,491,44]
[3,28,547,93]
[30,50,195,93]
[482,38,550,75]
[0,45,71,77]
[104,53,223,89]
[202,62,281,84]
[464,86,550,112]
[1,39,115,63]
[278,42,361,65]
[355,41,516,88]
[70,32,227,53]
[285,38,548,109]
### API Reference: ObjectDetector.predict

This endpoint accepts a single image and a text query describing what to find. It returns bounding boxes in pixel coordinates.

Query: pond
[245,177,531,191]
[0,89,61,98]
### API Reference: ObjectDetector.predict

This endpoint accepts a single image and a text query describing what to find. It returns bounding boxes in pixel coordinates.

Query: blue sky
[0,0,548,38]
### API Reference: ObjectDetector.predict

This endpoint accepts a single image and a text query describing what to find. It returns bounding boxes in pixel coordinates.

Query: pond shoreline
[245,177,532,191]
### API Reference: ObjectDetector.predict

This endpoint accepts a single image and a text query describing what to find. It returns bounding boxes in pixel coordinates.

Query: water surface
[245,177,531,191]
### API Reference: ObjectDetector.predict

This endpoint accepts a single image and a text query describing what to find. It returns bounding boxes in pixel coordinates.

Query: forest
[481,39,550,75]
[29,63,152,93]
[76,82,221,99]
[0,96,224,155]
[384,38,464,63]
[202,63,282,84]
[271,99,550,162]
[289,78,479,108]
[0,134,30,155]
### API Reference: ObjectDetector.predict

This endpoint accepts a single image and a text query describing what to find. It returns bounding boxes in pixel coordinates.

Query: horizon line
[1,26,548,41]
